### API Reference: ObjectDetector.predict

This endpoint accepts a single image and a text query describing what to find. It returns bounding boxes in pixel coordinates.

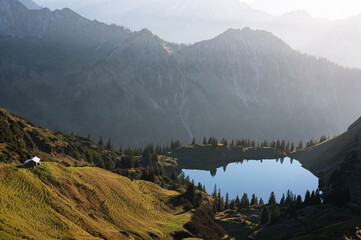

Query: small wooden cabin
[24,157,41,168]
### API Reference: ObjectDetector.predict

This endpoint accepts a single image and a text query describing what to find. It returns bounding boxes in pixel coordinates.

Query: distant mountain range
[1,0,361,147]
[35,0,361,69]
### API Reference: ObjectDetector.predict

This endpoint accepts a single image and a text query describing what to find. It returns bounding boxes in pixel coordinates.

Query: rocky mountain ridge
[1,0,361,147]
[38,0,361,68]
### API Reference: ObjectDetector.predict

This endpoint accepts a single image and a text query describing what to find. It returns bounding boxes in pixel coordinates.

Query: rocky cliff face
[1,0,361,147]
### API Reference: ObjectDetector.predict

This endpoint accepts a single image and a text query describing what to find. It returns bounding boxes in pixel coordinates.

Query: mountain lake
[182,158,319,202]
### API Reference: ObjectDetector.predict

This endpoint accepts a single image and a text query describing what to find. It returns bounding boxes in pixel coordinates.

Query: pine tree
[290,142,295,152]
[251,194,258,205]
[315,189,322,204]
[225,193,229,209]
[298,141,303,150]
[271,206,281,224]
[106,138,113,150]
[235,195,240,209]
[212,184,217,198]
[280,194,285,206]
[268,192,276,205]
[320,135,327,143]
[203,137,207,145]
[261,206,270,224]
[170,170,178,181]
[296,195,302,209]
[98,136,104,146]
[286,190,293,206]
[304,190,311,205]
[185,182,197,206]
[310,190,317,205]
[191,138,196,146]
[217,189,223,211]
[259,198,264,205]
[241,193,249,208]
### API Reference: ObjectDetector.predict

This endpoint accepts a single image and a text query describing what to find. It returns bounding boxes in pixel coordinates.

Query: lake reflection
[182,158,318,202]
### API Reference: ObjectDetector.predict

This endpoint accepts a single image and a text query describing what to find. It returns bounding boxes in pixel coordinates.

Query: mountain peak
[211,27,290,51]
[281,10,312,19]
[16,0,40,10]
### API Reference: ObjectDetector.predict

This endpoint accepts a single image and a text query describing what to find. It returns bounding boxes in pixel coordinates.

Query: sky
[34,0,361,20]
[244,0,361,20]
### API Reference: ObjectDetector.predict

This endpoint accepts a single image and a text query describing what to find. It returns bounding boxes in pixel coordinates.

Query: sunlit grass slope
[0,162,188,240]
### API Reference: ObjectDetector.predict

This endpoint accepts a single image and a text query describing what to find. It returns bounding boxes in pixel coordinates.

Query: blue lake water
[182,158,319,202]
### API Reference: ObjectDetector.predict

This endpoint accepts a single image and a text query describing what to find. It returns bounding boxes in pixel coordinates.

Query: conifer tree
[106,138,113,150]
[281,140,286,151]
[280,194,285,206]
[259,198,264,205]
[261,206,270,224]
[271,206,281,224]
[203,137,207,145]
[235,195,240,208]
[241,193,249,208]
[290,142,295,152]
[97,158,105,168]
[185,182,197,205]
[268,192,277,205]
[170,170,178,181]
[286,142,290,153]
[315,189,322,204]
[98,136,104,146]
[286,190,293,206]
[212,184,217,198]
[217,189,223,211]
[225,193,229,209]
[296,195,302,209]
[276,140,281,148]
[191,138,196,146]
[304,190,311,205]
[298,141,303,150]
[320,135,327,143]
[251,194,258,205]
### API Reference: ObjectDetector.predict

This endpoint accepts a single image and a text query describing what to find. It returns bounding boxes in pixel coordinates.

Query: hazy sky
[34,0,361,20]
[245,0,361,20]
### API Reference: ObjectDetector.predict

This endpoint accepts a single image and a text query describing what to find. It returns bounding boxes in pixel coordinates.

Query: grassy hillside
[0,107,230,239]
[0,107,120,169]
[0,162,192,240]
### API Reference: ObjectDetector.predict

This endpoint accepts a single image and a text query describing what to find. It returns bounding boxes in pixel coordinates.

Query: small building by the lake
[24,157,41,168]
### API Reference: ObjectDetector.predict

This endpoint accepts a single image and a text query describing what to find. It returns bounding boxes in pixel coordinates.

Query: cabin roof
[24,156,41,164]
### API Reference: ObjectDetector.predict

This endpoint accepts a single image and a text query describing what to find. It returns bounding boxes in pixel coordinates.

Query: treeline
[82,133,330,174]
[212,187,322,224]
[90,134,331,163]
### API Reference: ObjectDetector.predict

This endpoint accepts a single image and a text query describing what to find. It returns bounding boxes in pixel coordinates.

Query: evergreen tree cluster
[212,187,323,218]
[196,136,318,153]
